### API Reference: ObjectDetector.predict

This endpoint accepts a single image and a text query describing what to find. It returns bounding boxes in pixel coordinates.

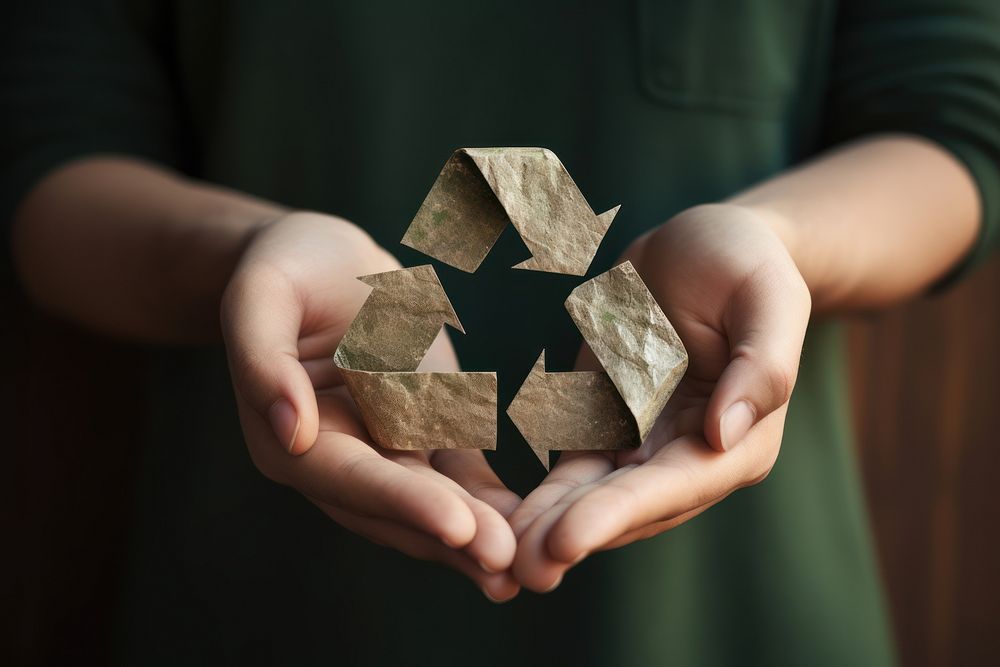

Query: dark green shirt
[5,1,1000,665]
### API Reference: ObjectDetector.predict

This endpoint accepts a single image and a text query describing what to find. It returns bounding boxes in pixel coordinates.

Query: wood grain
[848,255,1000,666]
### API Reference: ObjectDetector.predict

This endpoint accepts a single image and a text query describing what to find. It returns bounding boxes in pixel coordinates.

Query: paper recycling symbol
[333,148,688,468]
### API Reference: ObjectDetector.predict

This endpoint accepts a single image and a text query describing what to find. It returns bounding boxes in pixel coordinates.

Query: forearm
[730,135,981,313]
[12,157,286,342]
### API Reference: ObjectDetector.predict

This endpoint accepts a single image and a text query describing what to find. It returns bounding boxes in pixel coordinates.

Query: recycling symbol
[333,148,688,468]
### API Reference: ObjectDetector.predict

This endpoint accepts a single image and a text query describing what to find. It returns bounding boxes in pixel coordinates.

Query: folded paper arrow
[333,265,497,450]
[508,261,688,469]
[401,147,620,276]
[333,147,688,468]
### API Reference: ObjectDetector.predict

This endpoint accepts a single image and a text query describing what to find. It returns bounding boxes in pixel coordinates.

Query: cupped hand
[508,204,812,591]
[220,212,521,601]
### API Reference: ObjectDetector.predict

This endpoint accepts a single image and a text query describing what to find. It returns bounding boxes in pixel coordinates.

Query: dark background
[4,254,1000,666]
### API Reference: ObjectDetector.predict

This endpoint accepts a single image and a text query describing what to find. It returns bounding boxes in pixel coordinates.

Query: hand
[221,212,521,600]
[507,204,812,591]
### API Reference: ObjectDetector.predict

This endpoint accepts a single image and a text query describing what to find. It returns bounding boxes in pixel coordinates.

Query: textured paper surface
[333,265,497,451]
[401,147,619,276]
[507,351,636,468]
[335,148,687,465]
[508,261,688,468]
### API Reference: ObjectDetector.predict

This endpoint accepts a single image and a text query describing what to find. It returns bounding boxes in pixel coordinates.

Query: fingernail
[440,535,462,549]
[268,398,299,453]
[478,560,499,574]
[543,575,563,593]
[481,587,506,604]
[721,401,756,451]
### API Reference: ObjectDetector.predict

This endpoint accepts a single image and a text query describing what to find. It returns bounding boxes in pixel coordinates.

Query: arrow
[507,351,637,470]
[334,264,463,373]
[333,265,497,451]
[507,261,688,469]
[401,147,618,276]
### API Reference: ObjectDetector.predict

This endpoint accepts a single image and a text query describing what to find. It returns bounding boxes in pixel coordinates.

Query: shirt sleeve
[823,0,1000,284]
[0,0,185,280]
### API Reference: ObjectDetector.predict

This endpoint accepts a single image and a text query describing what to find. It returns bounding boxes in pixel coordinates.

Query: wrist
[164,185,287,339]
[724,199,837,312]
[729,202,798,258]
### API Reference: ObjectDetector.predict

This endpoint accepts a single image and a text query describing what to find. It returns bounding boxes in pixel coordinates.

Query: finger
[318,502,520,602]
[294,434,479,547]
[614,403,704,467]
[547,409,784,563]
[430,450,521,517]
[222,266,319,455]
[301,357,343,389]
[705,262,810,451]
[507,453,613,539]
[460,493,518,574]
[511,463,634,592]
[601,494,729,550]
[513,489,725,591]
[251,393,480,548]
[383,450,518,574]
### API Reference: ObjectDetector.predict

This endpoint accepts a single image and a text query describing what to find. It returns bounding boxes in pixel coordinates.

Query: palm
[508,205,809,592]
[224,213,522,600]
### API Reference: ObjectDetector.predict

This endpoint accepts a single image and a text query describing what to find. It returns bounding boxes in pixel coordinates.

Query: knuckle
[229,345,265,393]
[767,362,797,406]
[731,344,798,407]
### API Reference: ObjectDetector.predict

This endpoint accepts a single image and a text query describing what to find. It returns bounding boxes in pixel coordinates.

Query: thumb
[705,264,810,452]
[221,267,319,455]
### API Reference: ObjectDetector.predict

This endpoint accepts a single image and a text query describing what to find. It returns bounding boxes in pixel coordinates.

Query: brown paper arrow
[401,147,619,276]
[508,261,688,469]
[333,264,497,451]
[335,148,687,466]
[507,351,636,469]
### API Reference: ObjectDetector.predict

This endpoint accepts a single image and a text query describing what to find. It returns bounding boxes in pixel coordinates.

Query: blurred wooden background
[4,255,1000,665]
[849,254,1000,666]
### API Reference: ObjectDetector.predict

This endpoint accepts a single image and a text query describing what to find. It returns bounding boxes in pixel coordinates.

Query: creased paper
[334,148,687,466]
[333,265,497,450]
[508,261,688,468]
[401,147,619,276]
[507,350,637,468]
